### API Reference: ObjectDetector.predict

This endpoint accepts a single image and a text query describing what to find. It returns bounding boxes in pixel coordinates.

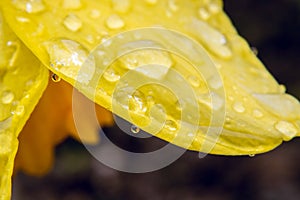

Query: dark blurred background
[12,1,300,200]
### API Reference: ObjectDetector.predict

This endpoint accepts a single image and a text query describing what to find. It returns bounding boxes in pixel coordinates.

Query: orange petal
[14,76,113,176]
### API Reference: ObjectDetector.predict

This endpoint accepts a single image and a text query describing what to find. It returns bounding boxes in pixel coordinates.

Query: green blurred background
[13,0,300,199]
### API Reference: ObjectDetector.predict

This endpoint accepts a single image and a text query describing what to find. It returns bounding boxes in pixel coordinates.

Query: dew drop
[131,125,140,134]
[63,0,82,9]
[106,14,125,29]
[1,91,15,104]
[198,7,210,20]
[208,76,223,89]
[13,105,25,116]
[63,14,82,32]
[187,75,201,88]
[129,90,148,113]
[233,102,246,113]
[85,34,95,44]
[51,73,61,82]
[208,1,221,14]
[103,69,120,82]
[249,154,255,157]
[12,0,45,13]
[275,121,298,140]
[89,9,101,19]
[112,0,131,13]
[165,120,178,132]
[252,109,263,118]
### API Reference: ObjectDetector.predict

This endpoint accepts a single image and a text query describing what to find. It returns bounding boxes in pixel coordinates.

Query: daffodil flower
[1,0,300,199]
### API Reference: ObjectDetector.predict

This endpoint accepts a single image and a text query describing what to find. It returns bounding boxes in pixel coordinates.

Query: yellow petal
[0,12,49,199]
[1,0,299,157]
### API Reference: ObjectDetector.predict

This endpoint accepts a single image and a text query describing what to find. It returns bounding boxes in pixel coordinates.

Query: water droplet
[13,105,25,116]
[165,120,178,132]
[275,121,298,140]
[198,7,210,20]
[251,47,258,55]
[129,90,148,113]
[12,0,45,13]
[63,0,82,9]
[103,69,120,82]
[44,39,95,84]
[252,109,263,118]
[2,91,15,104]
[16,16,30,23]
[106,14,125,29]
[187,75,201,88]
[249,154,255,157]
[112,0,131,13]
[168,0,178,12]
[85,34,95,44]
[6,41,20,68]
[208,76,223,89]
[191,19,232,58]
[145,0,157,5]
[131,125,140,134]
[89,9,101,19]
[208,1,221,14]
[63,14,82,32]
[51,73,61,82]
[233,102,245,113]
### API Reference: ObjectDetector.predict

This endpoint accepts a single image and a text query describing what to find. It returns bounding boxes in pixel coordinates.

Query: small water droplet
[275,121,298,140]
[6,41,20,68]
[112,0,131,13]
[165,120,178,132]
[251,47,258,55]
[187,75,201,88]
[208,1,221,14]
[145,0,157,5]
[103,69,120,82]
[249,154,255,157]
[198,7,210,20]
[13,0,45,13]
[252,109,263,118]
[129,90,148,113]
[89,9,101,19]
[233,102,246,113]
[131,125,140,134]
[51,73,61,82]
[208,76,223,89]
[2,91,15,104]
[13,105,25,116]
[63,0,82,9]
[63,14,82,32]
[16,16,30,23]
[106,14,125,29]
[85,34,95,44]
[168,0,178,12]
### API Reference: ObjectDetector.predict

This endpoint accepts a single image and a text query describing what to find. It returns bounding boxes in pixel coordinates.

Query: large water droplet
[129,90,148,113]
[165,120,178,132]
[103,69,120,82]
[112,0,131,13]
[131,125,140,134]
[12,0,45,13]
[63,14,82,32]
[233,102,246,113]
[275,121,298,140]
[191,18,232,58]
[106,14,125,29]
[1,91,15,104]
[44,39,95,84]
[63,0,82,9]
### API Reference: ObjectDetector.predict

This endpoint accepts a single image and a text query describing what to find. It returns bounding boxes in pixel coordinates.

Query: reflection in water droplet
[129,90,148,113]
[106,14,125,29]
[187,75,201,88]
[112,0,131,13]
[63,14,82,32]
[63,0,82,9]
[103,69,120,82]
[89,9,101,19]
[131,125,140,134]
[2,91,15,104]
[12,0,45,13]
[51,73,61,82]
[233,102,245,113]
[252,109,263,118]
[275,121,298,140]
[208,76,222,89]
[165,120,178,132]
